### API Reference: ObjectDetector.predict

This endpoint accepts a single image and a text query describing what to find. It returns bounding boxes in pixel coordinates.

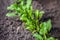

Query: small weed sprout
[6,0,57,40]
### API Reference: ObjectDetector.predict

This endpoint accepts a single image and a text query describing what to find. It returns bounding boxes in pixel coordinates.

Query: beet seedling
[6,0,57,40]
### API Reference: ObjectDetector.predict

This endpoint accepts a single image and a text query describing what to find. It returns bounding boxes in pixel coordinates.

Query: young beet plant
[6,0,57,40]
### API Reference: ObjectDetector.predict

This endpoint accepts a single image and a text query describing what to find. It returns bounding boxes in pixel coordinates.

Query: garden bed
[0,0,60,40]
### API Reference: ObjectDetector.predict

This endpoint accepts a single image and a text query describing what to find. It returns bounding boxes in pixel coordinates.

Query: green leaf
[20,14,27,21]
[26,20,32,25]
[20,1,24,6]
[46,20,52,31]
[7,4,17,10]
[39,22,48,35]
[6,13,16,17]
[16,7,20,11]
[40,23,43,28]
[39,11,44,19]
[39,20,52,35]
[18,0,23,2]
[39,27,47,35]
[33,33,43,40]
[47,37,56,40]
[32,30,37,34]
[35,10,39,19]
[26,0,32,8]
[27,7,32,15]
[26,25,35,32]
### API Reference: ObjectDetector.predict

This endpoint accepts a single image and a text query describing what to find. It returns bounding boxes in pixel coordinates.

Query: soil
[0,0,60,40]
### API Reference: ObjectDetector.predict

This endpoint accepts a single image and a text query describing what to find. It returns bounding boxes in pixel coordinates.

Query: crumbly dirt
[0,16,35,40]
[0,0,60,40]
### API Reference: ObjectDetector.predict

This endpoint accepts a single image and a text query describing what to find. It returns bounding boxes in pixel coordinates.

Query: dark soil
[0,0,60,40]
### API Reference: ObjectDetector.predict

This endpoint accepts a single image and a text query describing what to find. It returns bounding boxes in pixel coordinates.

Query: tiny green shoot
[6,0,57,40]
